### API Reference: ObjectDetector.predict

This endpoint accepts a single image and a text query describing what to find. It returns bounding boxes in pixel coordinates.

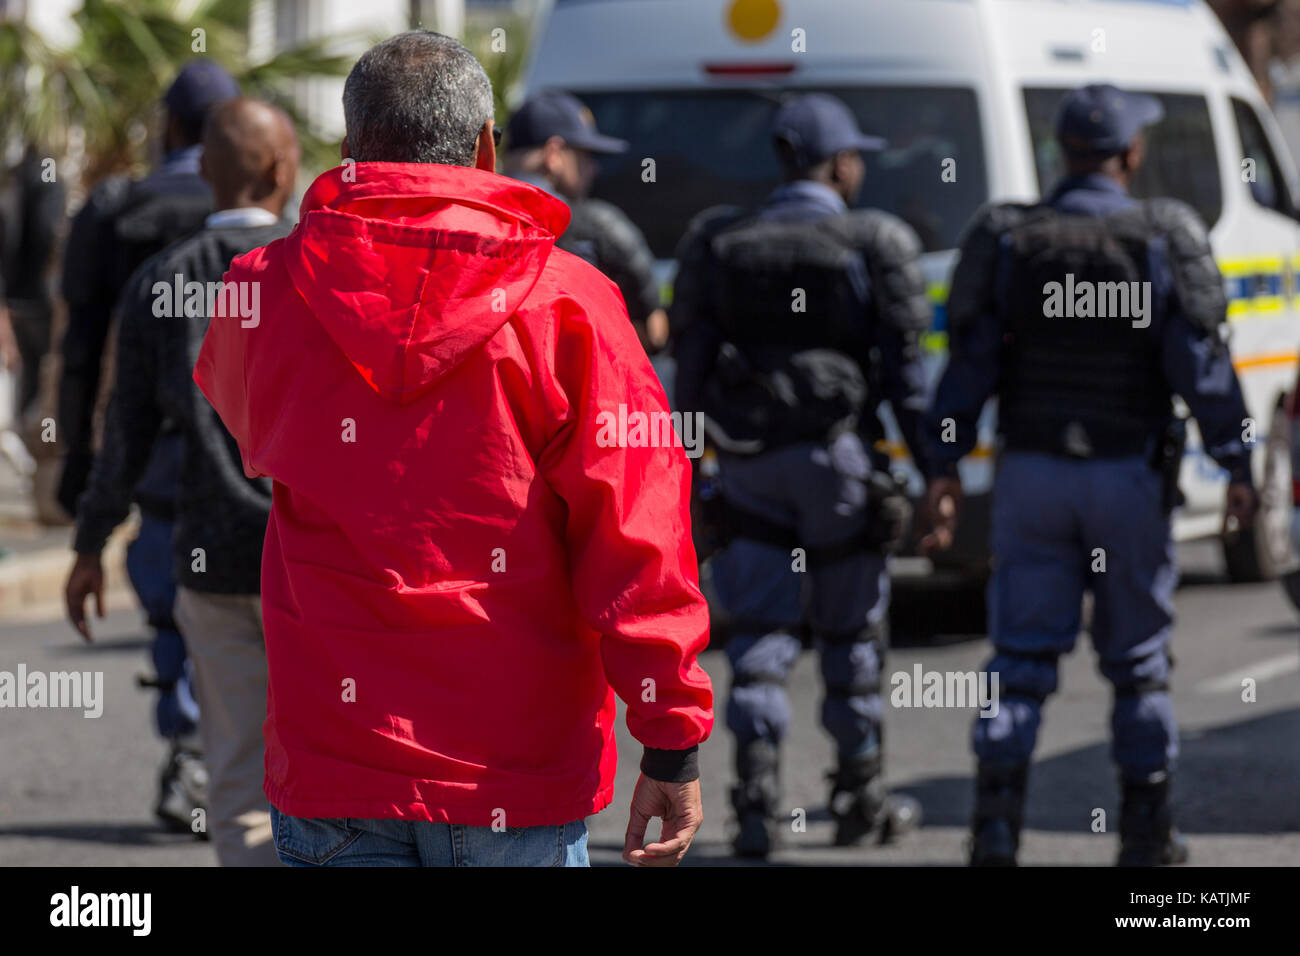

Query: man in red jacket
[194,31,714,867]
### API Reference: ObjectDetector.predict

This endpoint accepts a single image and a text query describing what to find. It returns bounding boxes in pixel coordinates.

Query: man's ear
[829,150,854,185]
[540,136,568,177]
[475,121,497,172]
[270,152,291,193]
[1122,134,1145,174]
[164,111,185,154]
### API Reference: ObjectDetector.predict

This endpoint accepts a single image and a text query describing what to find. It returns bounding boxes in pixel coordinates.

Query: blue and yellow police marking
[921,331,949,354]
[1219,256,1289,319]
[918,261,1300,390]
[926,280,948,333]
[881,257,1300,468]
[924,255,1300,335]
[661,256,1298,367]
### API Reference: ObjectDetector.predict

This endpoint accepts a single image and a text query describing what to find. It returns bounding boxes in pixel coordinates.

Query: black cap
[163,59,240,124]
[771,93,886,169]
[506,91,628,154]
[1055,83,1164,155]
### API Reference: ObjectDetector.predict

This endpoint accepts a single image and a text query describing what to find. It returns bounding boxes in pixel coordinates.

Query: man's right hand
[0,306,19,372]
[1223,481,1259,538]
[919,476,963,554]
[646,308,670,351]
[622,774,703,867]
[66,553,105,641]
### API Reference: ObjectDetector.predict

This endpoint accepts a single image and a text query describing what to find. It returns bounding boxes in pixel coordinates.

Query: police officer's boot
[1117,770,1189,867]
[731,739,780,859]
[969,761,1028,866]
[828,753,920,847]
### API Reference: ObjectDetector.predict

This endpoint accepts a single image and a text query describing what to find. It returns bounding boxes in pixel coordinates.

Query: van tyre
[1283,568,1300,616]
[1223,406,1292,583]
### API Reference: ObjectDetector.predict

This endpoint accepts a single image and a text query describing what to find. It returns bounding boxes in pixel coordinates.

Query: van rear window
[1023,88,1222,227]
[578,87,988,258]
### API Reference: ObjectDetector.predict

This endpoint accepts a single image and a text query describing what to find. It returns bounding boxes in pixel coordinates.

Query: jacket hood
[282,163,570,404]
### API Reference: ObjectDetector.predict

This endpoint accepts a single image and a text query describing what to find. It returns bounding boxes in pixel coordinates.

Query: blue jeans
[270,806,590,867]
[126,511,198,740]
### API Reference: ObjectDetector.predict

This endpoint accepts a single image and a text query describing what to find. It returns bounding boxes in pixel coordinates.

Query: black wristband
[640,745,700,783]
[928,458,960,480]
[1221,455,1253,487]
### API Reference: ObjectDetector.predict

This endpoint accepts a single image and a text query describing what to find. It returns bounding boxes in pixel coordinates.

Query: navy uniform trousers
[711,431,886,763]
[975,451,1179,778]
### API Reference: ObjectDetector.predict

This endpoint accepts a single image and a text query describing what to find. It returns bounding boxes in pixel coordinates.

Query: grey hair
[342,31,494,166]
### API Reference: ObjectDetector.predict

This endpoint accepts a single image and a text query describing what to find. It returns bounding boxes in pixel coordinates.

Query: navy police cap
[1055,83,1164,155]
[164,59,240,123]
[507,91,629,155]
[771,93,886,168]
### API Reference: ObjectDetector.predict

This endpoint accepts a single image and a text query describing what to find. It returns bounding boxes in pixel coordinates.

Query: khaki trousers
[174,586,281,866]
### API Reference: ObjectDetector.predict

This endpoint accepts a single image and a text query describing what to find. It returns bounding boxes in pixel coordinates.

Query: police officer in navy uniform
[922,84,1259,866]
[672,93,930,858]
[503,91,669,352]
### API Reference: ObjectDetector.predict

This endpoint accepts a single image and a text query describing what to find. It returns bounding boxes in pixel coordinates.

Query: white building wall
[17,0,80,49]
[281,0,410,139]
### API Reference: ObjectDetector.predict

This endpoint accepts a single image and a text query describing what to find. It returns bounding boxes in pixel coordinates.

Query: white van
[523,0,1300,587]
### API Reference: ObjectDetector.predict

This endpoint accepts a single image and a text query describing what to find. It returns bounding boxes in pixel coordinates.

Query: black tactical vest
[998,206,1172,457]
[702,213,874,449]
[709,215,872,354]
[112,184,212,293]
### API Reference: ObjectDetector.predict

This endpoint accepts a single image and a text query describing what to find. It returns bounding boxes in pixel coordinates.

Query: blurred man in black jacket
[57,59,239,834]
[0,148,65,419]
[58,59,239,516]
[67,98,298,863]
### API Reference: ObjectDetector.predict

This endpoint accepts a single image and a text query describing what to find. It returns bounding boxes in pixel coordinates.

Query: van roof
[528,0,1251,96]
[548,0,1196,9]
[551,0,1198,5]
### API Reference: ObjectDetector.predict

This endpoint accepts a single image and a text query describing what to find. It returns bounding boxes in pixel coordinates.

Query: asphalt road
[1,541,1296,867]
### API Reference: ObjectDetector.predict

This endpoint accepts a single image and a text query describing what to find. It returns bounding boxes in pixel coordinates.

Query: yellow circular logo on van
[727,0,781,43]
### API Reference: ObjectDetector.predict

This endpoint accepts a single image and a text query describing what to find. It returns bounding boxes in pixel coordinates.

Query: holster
[1150,417,1187,514]
[863,470,913,554]
[691,445,729,563]
[698,466,912,562]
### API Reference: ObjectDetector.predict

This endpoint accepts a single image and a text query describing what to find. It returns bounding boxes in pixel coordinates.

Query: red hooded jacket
[194,163,713,826]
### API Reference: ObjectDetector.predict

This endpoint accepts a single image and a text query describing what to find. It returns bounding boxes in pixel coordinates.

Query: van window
[1023,88,1222,227]
[578,87,988,258]
[1231,97,1294,215]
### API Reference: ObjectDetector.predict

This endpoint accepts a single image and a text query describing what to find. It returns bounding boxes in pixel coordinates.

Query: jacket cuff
[640,745,700,783]
[1222,456,1254,487]
[927,457,960,480]
[73,517,112,557]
